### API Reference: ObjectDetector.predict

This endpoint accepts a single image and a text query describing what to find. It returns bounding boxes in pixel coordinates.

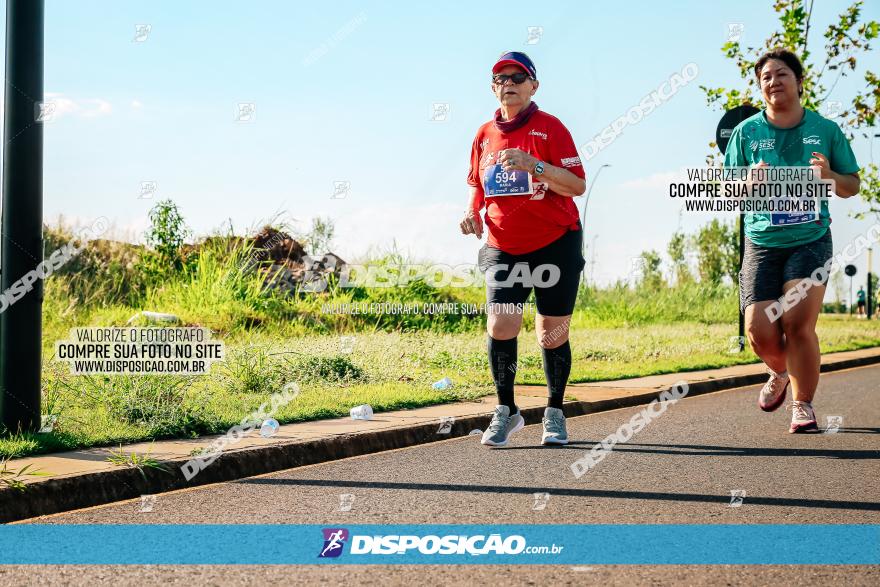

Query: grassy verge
[3,228,878,460]
[4,314,878,460]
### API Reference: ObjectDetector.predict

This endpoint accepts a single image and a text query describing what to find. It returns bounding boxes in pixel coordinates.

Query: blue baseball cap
[492,51,537,79]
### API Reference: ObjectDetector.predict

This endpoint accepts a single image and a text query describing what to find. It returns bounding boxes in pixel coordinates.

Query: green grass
[0,458,50,491]
[106,445,172,481]
[7,314,878,460]
[3,227,880,461]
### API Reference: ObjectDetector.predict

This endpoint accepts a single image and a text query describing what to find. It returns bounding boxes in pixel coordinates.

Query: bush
[43,223,146,307]
[99,375,219,438]
[284,354,366,384]
[218,346,287,395]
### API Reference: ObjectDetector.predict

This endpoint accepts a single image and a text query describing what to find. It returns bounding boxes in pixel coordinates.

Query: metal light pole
[868,247,873,320]
[850,276,854,316]
[581,164,610,285]
[0,0,45,434]
[589,234,598,284]
[869,133,880,320]
[844,264,857,317]
[716,105,760,353]
[871,133,880,320]
[737,214,745,349]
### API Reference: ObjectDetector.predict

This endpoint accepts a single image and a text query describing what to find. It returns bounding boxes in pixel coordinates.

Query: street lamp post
[868,247,873,320]
[716,105,760,353]
[869,133,880,320]
[589,235,598,285]
[0,0,45,434]
[581,164,610,285]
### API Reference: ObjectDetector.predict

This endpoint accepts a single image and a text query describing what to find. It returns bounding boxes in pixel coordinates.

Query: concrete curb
[3,350,880,523]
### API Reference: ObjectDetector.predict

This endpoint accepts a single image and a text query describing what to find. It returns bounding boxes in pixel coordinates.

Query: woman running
[724,49,861,433]
[459,51,587,447]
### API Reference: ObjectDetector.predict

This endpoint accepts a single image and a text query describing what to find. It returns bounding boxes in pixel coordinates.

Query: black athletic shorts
[478,221,585,317]
[739,228,833,313]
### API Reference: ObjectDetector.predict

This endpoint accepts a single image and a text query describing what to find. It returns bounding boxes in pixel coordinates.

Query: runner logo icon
[319,528,349,558]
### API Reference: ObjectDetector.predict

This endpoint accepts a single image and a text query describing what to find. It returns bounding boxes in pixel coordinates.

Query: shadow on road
[498,442,880,460]
[238,478,880,511]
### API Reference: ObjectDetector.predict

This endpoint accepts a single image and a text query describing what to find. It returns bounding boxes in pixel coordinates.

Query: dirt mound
[251,226,307,265]
[246,226,345,295]
[46,223,344,298]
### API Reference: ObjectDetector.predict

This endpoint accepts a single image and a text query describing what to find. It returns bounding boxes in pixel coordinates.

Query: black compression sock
[542,340,571,410]
[488,335,518,414]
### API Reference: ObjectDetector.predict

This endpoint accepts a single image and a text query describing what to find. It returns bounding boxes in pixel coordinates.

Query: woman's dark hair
[754,49,804,95]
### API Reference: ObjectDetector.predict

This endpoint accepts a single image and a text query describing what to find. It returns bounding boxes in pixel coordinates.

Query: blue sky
[3,0,879,300]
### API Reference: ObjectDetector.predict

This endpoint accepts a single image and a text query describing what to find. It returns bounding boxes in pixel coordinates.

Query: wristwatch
[533,160,545,176]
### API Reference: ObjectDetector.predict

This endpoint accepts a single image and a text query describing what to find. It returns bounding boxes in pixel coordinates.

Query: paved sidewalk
[2,346,879,522]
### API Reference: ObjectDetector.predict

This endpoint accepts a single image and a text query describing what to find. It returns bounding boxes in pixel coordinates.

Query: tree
[304,216,336,255]
[144,199,190,271]
[635,249,664,289]
[700,0,880,217]
[692,219,739,285]
[667,230,693,285]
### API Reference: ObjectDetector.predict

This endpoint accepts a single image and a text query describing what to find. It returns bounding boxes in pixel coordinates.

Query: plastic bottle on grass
[350,404,373,420]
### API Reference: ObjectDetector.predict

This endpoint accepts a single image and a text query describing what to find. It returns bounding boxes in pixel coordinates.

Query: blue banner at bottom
[0,525,877,565]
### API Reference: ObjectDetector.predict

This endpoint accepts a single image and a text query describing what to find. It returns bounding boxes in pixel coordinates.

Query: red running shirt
[467,110,586,255]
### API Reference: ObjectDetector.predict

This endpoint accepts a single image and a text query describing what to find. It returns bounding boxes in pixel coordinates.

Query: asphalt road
[5,364,880,585]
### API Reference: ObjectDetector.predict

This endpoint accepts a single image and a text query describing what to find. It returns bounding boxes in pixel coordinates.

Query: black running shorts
[478,222,585,317]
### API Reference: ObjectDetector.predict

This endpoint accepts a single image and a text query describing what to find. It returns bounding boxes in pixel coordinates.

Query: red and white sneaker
[758,369,789,412]
[789,400,818,434]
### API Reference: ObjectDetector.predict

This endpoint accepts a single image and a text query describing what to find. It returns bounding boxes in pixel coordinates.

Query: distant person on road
[459,51,586,447]
[856,286,866,317]
[724,49,861,433]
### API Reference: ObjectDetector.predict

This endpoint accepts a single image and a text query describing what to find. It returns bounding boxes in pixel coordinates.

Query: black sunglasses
[492,72,532,85]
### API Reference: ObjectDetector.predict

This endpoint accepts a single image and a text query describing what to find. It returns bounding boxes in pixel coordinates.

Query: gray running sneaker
[541,407,568,445]
[481,405,525,447]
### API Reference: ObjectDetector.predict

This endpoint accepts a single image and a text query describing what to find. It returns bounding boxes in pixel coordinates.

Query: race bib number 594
[483,164,533,197]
